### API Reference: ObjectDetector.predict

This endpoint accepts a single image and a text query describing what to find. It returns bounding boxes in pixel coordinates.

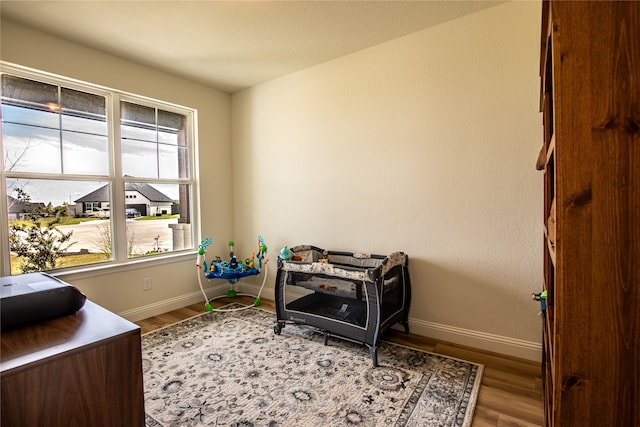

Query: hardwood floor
[136,297,544,427]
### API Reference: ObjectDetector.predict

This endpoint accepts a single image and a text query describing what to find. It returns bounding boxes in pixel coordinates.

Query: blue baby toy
[196,236,269,312]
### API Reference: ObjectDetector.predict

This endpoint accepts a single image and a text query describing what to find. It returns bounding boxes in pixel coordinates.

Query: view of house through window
[1,68,197,275]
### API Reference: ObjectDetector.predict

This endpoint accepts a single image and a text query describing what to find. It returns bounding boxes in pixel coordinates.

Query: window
[1,64,198,275]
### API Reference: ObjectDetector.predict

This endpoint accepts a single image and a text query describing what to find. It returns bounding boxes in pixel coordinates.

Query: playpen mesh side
[327,253,383,269]
[289,246,327,263]
[285,246,406,283]
[289,246,399,269]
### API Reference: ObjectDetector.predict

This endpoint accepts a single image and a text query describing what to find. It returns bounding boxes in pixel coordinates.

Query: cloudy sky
[3,103,182,206]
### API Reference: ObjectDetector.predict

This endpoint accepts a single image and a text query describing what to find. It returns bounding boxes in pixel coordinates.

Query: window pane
[158,109,183,129]
[121,102,156,143]
[126,182,192,257]
[62,131,109,175]
[158,143,189,179]
[120,101,188,179]
[121,124,157,143]
[158,144,180,179]
[1,74,58,115]
[2,123,61,173]
[158,110,183,145]
[7,178,112,274]
[61,87,105,117]
[122,139,157,178]
[158,130,178,145]
[2,75,109,176]
[61,114,108,135]
[1,103,59,128]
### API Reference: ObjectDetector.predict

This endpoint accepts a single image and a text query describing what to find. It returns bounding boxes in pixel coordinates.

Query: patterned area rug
[142,305,483,427]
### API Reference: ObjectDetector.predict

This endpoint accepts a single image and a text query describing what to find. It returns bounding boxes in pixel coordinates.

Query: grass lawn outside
[9,253,109,275]
[8,214,180,275]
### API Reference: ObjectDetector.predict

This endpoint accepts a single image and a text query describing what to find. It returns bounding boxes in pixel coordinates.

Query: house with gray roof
[7,196,45,220]
[74,182,174,218]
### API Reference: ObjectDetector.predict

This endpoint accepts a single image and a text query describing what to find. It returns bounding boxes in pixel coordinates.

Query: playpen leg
[274,322,284,335]
[370,346,378,367]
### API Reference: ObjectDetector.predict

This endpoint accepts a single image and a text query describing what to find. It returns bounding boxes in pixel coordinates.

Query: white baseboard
[118,281,264,322]
[118,288,223,322]
[125,282,541,361]
[399,318,542,361]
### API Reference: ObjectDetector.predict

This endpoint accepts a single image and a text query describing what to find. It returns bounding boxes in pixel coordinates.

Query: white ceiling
[1,1,504,93]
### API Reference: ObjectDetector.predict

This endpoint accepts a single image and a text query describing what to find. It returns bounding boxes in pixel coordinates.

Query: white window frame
[0,62,201,277]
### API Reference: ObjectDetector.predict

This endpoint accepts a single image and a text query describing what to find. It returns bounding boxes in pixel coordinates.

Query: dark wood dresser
[1,298,145,426]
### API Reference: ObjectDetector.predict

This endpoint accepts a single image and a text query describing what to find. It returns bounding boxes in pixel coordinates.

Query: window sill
[52,250,197,282]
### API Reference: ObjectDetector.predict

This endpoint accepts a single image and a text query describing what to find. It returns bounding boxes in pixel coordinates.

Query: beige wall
[231,1,543,358]
[0,19,233,316]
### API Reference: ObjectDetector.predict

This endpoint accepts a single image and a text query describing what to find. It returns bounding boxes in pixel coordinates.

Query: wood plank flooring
[136,297,544,427]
